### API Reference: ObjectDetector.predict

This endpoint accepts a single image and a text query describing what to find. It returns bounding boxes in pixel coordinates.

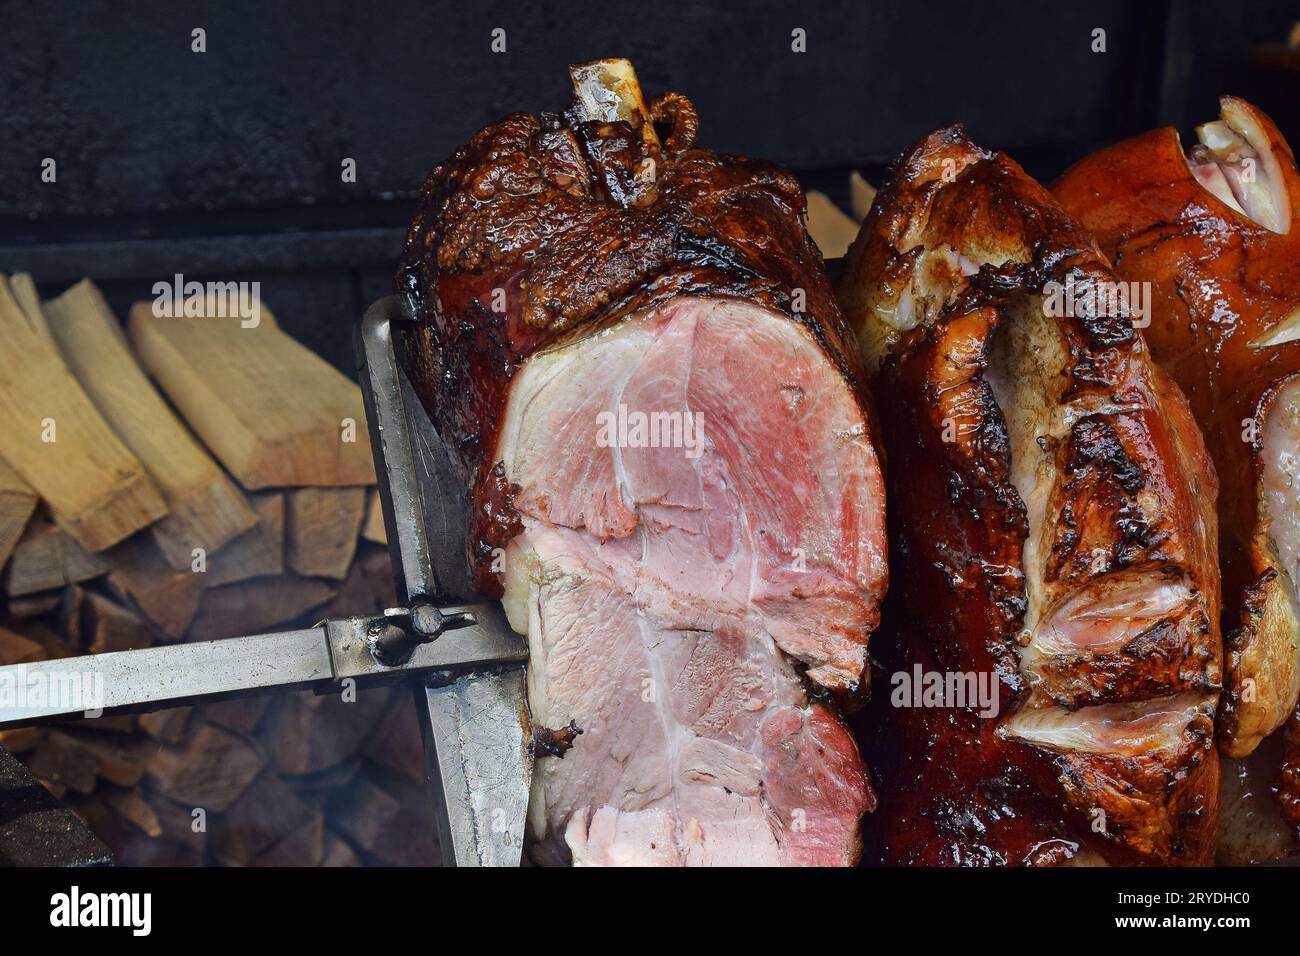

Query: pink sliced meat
[501,297,880,864]
[398,61,886,866]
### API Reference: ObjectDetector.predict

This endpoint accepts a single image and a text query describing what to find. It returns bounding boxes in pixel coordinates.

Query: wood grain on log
[128,303,375,489]
[144,722,263,811]
[0,457,38,571]
[4,517,114,597]
[0,277,165,550]
[43,280,257,569]
[186,574,334,643]
[285,487,366,580]
[206,492,284,587]
[107,537,204,639]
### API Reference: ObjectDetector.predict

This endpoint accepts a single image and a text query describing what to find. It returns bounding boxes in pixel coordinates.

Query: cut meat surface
[501,298,883,686]
[500,297,881,865]
[398,60,885,866]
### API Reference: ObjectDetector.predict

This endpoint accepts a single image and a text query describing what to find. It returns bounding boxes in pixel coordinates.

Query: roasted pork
[837,127,1221,865]
[398,60,886,866]
[1054,98,1300,847]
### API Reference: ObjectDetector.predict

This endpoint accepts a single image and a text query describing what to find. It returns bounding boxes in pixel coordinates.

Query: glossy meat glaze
[838,127,1222,865]
[1054,99,1300,845]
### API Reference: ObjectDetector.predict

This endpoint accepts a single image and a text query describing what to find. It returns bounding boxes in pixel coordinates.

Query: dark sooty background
[1,0,1298,376]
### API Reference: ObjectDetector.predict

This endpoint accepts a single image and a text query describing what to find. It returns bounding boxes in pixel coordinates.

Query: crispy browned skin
[840,127,1221,866]
[397,90,869,597]
[1054,98,1300,842]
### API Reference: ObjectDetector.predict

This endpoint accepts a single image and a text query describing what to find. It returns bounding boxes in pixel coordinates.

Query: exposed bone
[569,58,659,148]
[1190,100,1292,234]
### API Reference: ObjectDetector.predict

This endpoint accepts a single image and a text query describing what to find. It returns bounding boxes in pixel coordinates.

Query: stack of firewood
[0,276,439,865]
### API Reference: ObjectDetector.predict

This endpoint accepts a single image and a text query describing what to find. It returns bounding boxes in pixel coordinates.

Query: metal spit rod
[0,294,534,868]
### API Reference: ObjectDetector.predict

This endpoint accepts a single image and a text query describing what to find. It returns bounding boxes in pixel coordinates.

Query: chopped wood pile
[0,276,438,865]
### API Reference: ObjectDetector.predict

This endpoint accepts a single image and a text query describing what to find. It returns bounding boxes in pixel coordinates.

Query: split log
[128,303,376,489]
[286,754,361,799]
[107,537,204,639]
[804,190,860,260]
[0,456,37,570]
[361,488,386,544]
[136,789,209,854]
[5,590,61,617]
[186,574,334,644]
[200,696,267,737]
[7,273,56,347]
[210,772,322,866]
[68,796,153,858]
[0,625,44,664]
[138,706,192,745]
[285,487,367,579]
[57,584,86,647]
[27,730,100,795]
[102,786,163,838]
[84,788,206,866]
[0,726,43,754]
[58,731,150,787]
[43,280,257,570]
[206,492,284,587]
[2,620,71,660]
[849,170,877,221]
[4,516,114,597]
[79,592,155,655]
[361,691,426,786]
[264,685,392,776]
[320,835,361,867]
[249,813,325,867]
[325,547,396,619]
[0,277,165,551]
[328,775,438,865]
[144,722,263,811]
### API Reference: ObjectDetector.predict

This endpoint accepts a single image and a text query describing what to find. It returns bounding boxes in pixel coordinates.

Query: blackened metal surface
[356,295,473,604]
[355,295,530,867]
[0,747,113,867]
[1,0,1173,224]
[2,0,1296,384]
